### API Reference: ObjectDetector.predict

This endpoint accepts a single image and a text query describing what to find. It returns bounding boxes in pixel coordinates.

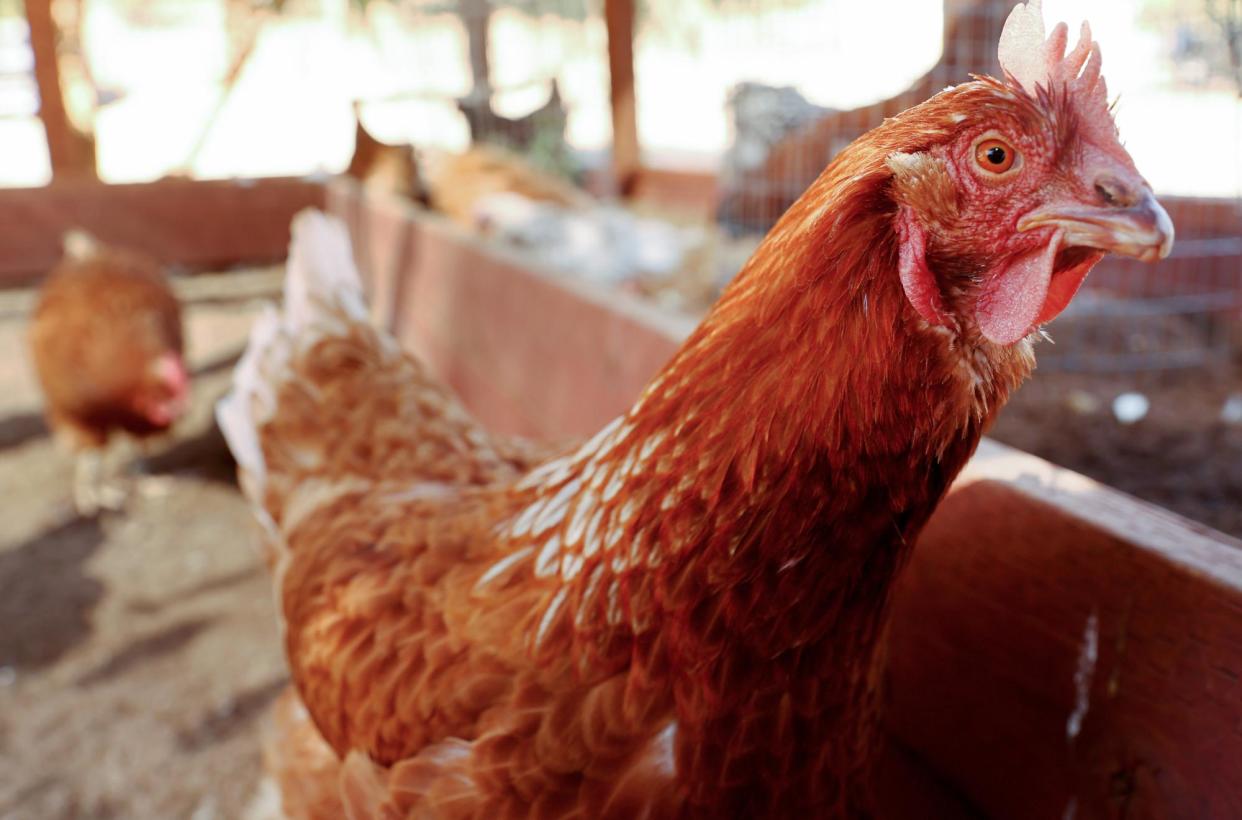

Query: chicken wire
[706,0,1242,374]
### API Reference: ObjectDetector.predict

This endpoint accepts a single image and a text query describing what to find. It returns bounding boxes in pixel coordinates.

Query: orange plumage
[29,234,188,513]
[422,145,591,228]
[219,3,1172,816]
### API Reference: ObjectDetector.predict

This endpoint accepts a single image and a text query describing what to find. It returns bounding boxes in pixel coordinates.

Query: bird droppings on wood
[1066,609,1099,742]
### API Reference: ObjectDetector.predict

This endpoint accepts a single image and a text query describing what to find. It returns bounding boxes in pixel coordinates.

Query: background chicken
[344,101,429,206]
[219,2,1172,816]
[421,143,591,228]
[28,232,188,514]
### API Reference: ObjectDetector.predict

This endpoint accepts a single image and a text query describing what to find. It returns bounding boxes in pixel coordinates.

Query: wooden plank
[604,0,640,196]
[327,178,690,440]
[0,177,325,284]
[886,440,1242,820]
[328,181,1242,818]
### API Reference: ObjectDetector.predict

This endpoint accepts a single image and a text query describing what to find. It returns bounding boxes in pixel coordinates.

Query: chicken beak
[1017,188,1174,263]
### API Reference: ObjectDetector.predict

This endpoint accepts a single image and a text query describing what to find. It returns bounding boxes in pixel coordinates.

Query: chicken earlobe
[894,204,951,329]
[888,151,959,330]
[974,234,1061,345]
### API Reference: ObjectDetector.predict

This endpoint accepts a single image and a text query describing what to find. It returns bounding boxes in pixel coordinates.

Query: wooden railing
[0,176,324,285]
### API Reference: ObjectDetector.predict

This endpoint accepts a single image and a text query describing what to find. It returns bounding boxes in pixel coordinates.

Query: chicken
[28,232,188,514]
[217,2,1172,816]
[421,145,590,228]
[344,101,429,205]
[471,191,715,297]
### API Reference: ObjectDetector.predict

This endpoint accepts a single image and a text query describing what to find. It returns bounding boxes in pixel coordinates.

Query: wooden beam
[326,178,688,439]
[24,0,96,180]
[604,0,640,196]
[0,177,325,284]
[460,0,492,98]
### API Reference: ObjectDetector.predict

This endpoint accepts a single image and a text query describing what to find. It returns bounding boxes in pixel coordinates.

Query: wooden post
[24,0,96,180]
[460,0,492,99]
[605,0,639,196]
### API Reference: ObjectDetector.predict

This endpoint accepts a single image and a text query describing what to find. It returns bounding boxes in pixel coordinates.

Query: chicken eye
[975,138,1018,174]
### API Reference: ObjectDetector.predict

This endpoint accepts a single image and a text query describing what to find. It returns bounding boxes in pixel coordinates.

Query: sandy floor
[0,274,284,820]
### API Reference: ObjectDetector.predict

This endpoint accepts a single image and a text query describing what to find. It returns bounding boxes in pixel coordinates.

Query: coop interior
[1,0,1239,818]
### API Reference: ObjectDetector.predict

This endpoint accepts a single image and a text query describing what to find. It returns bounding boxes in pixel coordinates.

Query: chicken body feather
[220,4,1172,816]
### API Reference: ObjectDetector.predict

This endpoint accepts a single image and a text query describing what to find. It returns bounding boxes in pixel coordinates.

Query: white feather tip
[284,209,368,331]
[62,228,101,261]
[216,305,282,487]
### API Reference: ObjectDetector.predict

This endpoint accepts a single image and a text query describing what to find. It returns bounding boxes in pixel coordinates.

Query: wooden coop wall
[0,177,325,285]
[329,179,1242,820]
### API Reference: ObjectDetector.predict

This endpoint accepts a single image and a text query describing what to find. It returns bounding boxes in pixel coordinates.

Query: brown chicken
[29,233,188,514]
[345,102,429,205]
[219,2,1172,816]
[421,144,591,228]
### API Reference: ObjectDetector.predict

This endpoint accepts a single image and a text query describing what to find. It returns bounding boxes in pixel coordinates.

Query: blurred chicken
[420,146,722,298]
[456,79,570,167]
[472,191,719,302]
[719,0,1006,231]
[421,144,590,228]
[28,232,188,514]
[344,101,429,205]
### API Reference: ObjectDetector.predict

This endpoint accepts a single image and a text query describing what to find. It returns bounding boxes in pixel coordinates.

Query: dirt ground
[0,273,285,820]
[990,359,1242,541]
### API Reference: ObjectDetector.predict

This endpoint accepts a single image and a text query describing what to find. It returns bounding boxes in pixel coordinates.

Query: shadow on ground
[176,677,288,752]
[0,515,105,670]
[75,616,216,687]
[142,422,237,484]
[0,411,48,452]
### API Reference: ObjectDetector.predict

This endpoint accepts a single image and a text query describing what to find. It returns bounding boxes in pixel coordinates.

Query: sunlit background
[0,0,1234,192]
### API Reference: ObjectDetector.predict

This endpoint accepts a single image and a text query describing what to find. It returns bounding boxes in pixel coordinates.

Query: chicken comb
[998,1,1115,143]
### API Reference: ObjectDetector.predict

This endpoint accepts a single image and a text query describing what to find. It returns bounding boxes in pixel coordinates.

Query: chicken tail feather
[283,209,370,332]
[216,209,371,543]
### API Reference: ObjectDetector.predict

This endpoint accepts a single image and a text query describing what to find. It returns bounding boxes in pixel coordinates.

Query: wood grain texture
[887,439,1242,820]
[0,177,325,284]
[329,181,1242,818]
